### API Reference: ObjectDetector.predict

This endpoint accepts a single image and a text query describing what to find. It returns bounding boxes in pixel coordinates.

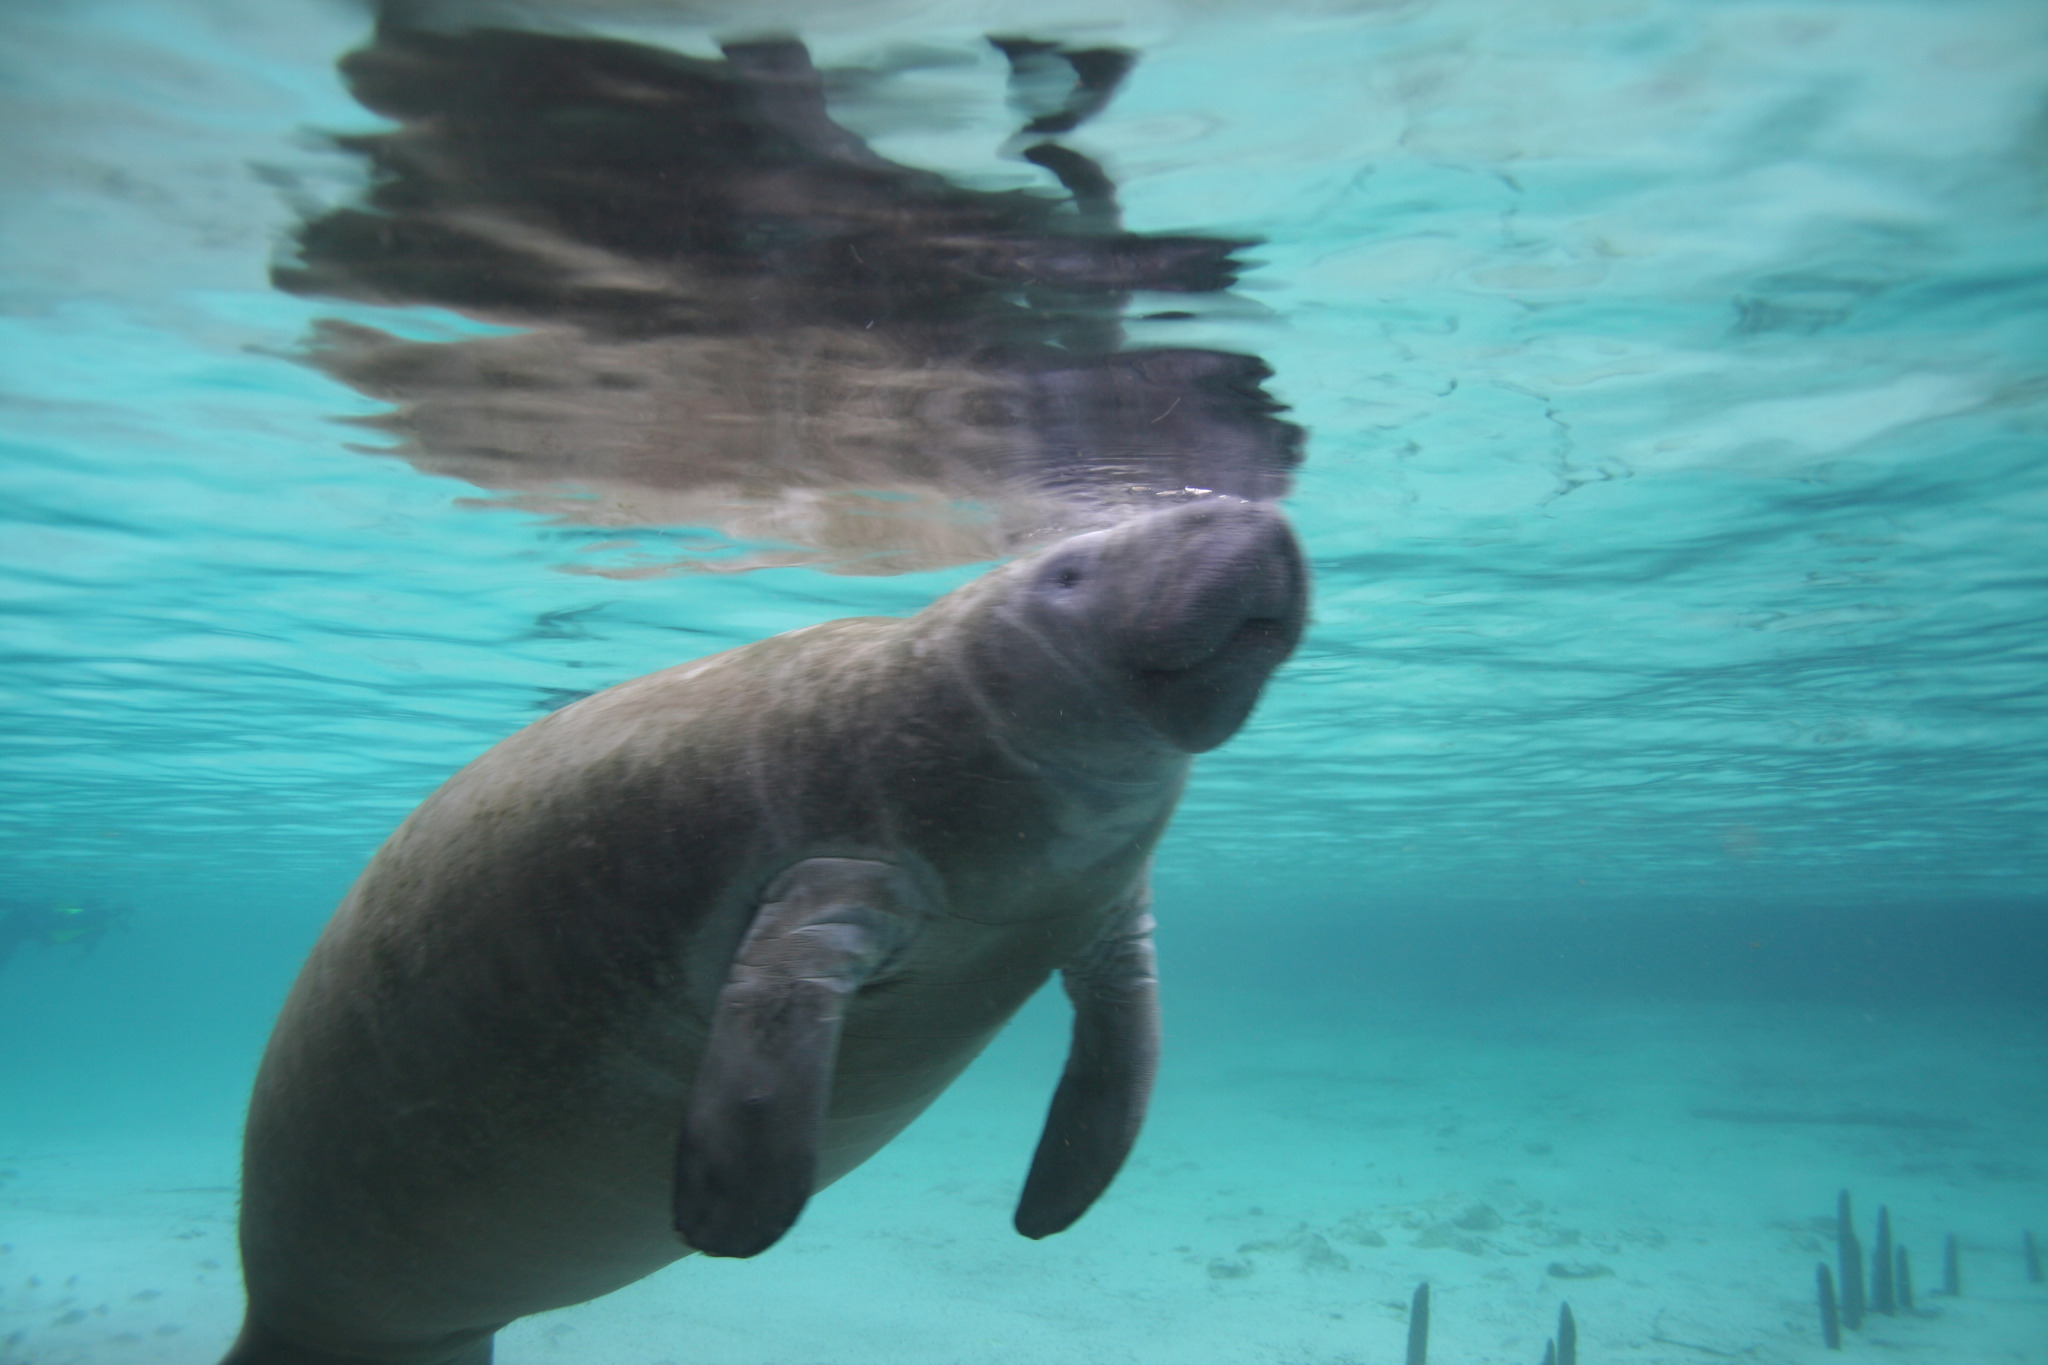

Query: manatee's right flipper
[1014,895,1161,1239]
[674,858,916,1258]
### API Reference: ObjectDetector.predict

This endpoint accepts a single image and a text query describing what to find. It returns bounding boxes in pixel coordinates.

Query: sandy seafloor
[5,987,2043,1365]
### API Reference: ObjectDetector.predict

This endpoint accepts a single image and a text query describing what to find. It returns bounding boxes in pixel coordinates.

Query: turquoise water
[3,2,2045,1363]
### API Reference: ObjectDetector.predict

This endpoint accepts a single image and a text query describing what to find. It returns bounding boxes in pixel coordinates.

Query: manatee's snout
[1112,499,1304,674]
[1024,498,1306,753]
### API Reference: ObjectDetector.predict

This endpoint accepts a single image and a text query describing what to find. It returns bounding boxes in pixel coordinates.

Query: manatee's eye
[1035,548,1094,601]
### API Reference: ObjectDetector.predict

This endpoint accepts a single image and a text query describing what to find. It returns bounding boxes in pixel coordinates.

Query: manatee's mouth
[1137,612,1295,681]
[1221,612,1300,666]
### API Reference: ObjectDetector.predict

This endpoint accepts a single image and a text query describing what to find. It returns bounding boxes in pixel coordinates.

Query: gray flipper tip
[674,1221,781,1259]
[673,1180,805,1258]
[1013,1205,1071,1240]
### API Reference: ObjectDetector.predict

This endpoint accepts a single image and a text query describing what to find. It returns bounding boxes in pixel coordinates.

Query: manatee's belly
[242,944,1055,1350]
[821,962,1055,1179]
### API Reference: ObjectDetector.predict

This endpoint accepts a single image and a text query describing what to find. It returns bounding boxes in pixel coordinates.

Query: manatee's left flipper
[1014,894,1161,1239]
[674,858,917,1258]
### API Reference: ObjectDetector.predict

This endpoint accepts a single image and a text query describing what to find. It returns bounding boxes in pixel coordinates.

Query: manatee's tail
[220,1316,493,1365]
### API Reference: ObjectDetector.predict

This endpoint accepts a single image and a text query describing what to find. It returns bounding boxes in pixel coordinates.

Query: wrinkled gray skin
[225,499,1306,1365]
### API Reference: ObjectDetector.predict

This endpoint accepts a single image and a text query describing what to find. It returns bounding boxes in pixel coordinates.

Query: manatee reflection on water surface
[278,11,1303,574]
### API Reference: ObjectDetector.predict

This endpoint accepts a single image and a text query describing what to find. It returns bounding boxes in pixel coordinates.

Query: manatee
[223,498,1306,1365]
